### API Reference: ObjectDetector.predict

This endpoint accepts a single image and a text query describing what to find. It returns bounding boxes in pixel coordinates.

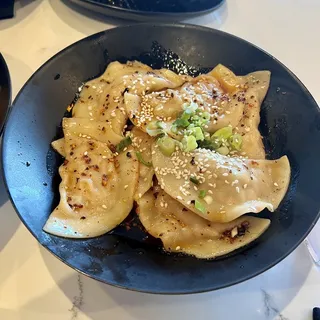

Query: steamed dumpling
[130,127,154,200]
[233,71,270,159]
[152,144,290,223]
[51,117,123,157]
[73,61,187,135]
[123,66,270,148]
[138,190,270,259]
[44,127,139,238]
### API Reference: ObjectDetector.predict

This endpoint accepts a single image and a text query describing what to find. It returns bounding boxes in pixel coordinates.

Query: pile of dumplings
[44,61,290,259]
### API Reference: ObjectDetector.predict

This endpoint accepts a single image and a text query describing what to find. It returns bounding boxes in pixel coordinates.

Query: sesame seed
[177,196,182,200]
[243,184,248,189]
[102,204,107,209]
[222,173,228,176]
[84,151,88,155]
[176,246,181,250]
[225,180,229,184]
[274,182,279,187]
[138,193,142,198]
[236,187,240,193]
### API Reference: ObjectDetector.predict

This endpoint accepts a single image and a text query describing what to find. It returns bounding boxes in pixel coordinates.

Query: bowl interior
[2,24,320,294]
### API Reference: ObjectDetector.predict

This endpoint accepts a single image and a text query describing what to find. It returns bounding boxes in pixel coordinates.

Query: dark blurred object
[314,308,320,320]
[0,0,14,19]
[67,0,224,21]
[0,54,11,135]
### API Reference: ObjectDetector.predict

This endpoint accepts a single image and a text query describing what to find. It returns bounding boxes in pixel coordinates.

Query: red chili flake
[63,159,69,166]
[101,174,108,186]
[81,173,87,177]
[109,144,116,153]
[82,155,91,164]
[73,204,83,209]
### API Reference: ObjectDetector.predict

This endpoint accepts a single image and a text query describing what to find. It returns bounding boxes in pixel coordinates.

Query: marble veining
[262,289,289,320]
[69,274,84,319]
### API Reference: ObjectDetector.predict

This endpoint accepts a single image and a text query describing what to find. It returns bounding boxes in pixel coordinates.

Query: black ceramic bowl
[67,0,224,22]
[2,24,320,294]
[0,54,11,135]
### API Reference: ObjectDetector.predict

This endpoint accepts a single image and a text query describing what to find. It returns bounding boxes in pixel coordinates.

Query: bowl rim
[0,53,12,135]
[67,0,225,19]
[2,22,320,294]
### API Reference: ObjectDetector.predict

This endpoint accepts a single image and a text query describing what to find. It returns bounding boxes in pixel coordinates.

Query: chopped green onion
[157,136,176,157]
[146,121,164,137]
[228,134,242,151]
[199,190,207,199]
[181,135,198,152]
[170,124,179,134]
[116,136,132,153]
[210,136,222,149]
[212,126,233,140]
[156,121,164,129]
[190,176,200,185]
[135,151,152,167]
[183,102,198,113]
[187,126,204,141]
[173,117,190,128]
[201,111,211,122]
[197,139,216,150]
[195,199,206,214]
[216,146,229,155]
[181,111,192,120]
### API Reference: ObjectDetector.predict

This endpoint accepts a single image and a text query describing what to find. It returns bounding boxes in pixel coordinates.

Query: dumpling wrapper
[233,71,271,159]
[72,61,151,135]
[51,117,123,157]
[130,127,154,200]
[124,68,270,152]
[152,145,290,223]
[73,61,186,135]
[43,130,139,238]
[138,190,270,259]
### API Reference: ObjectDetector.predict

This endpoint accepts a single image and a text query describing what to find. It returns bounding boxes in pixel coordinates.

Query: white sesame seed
[84,151,88,155]
[243,184,248,189]
[102,204,107,209]
[236,187,240,193]
[274,182,279,187]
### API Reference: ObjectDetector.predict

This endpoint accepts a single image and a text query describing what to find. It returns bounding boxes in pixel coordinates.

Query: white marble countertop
[1,0,320,319]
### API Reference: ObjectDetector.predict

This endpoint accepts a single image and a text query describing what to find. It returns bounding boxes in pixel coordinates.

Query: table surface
[1,1,320,319]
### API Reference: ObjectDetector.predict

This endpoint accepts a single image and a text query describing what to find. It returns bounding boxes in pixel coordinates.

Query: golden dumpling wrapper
[44,128,139,238]
[138,190,270,259]
[152,143,290,223]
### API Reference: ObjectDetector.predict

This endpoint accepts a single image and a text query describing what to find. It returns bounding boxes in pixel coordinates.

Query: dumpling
[73,61,186,135]
[123,65,270,154]
[232,71,271,159]
[43,127,139,238]
[137,190,270,259]
[152,144,290,223]
[51,117,123,157]
[130,127,154,201]
[72,61,152,135]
